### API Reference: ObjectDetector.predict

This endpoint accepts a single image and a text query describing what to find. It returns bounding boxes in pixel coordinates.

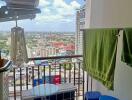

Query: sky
[0,0,84,32]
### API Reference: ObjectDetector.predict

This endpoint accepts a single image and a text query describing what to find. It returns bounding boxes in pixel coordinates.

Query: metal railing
[8,55,89,100]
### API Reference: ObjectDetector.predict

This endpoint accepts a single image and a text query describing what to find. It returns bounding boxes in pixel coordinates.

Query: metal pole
[0,49,1,59]
[15,19,18,27]
[91,77,93,92]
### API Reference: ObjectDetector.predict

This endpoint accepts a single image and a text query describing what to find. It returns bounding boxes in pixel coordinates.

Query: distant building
[52,42,64,48]
[63,43,75,51]
[75,5,85,55]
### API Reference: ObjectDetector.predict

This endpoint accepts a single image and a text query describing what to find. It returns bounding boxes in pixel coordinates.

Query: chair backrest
[99,95,119,100]
[85,91,101,100]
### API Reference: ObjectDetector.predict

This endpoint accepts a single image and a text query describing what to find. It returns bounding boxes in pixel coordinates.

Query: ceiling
[0,0,41,22]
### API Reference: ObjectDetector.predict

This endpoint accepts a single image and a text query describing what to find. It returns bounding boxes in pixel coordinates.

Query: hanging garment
[121,28,132,67]
[83,29,118,90]
[10,27,28,67]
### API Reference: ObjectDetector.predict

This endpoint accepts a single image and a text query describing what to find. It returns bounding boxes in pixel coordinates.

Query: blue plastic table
[32,84,59,96]
[99,95,119,100]
[22,83,77,100]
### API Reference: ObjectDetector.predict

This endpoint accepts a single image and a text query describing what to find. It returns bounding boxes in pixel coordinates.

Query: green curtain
[83,29,118,90]
[121,28,132,66]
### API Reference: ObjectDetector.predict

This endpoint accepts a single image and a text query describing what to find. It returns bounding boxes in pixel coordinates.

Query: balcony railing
[8,55,90,100]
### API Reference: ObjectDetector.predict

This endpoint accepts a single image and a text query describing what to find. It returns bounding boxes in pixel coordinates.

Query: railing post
[74,63,76,85]
[26,67,28,90]
[69,63,71,83]
[20,68,22,100]
[11,55,83,99]
[38,65,40,85]
[59,64,61,83]
[64,63,66,83]
[87,74,89,92]
[43,65,45,84]
[13,68,16,100]
[49,65,51,84]
[32,66,34,87]
[78,62,81,96]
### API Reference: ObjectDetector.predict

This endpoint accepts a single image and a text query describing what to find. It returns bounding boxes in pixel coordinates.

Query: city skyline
[0,0,84,32]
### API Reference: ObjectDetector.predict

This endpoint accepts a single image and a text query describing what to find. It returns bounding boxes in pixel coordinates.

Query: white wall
[86,0,132,28]
[84,0,92,29]
[85,0,132,100]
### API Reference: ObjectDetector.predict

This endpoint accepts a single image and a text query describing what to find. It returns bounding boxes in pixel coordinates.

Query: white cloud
[44,8,50,13]
[36,12,74,23]
[36,0,81,23]
[38,0,50,7]
[36,14,64,22]
[54,0,80,16]
[41,8,51,15]
[0,1,6,7]
[70,1,81,9]
[53,0,70,9]
[57,7,74,17]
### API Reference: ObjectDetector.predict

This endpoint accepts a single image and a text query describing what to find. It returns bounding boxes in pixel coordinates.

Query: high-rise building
[75,5,85,55]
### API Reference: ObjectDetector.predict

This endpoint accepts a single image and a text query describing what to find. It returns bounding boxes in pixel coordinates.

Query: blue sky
[0,0,84,32]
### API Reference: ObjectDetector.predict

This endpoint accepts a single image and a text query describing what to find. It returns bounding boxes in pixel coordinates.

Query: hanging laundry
[121,28,132,67]
[10,27,28,67]
[83,29,118,90]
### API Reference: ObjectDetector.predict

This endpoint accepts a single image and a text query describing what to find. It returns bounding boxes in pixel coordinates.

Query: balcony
[8,55,89,100]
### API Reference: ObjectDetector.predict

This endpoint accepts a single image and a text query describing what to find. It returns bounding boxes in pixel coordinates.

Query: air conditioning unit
[5,0,39,8]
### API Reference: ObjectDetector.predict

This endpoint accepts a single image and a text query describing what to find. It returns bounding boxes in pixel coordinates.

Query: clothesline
[80,28,126,31]
[80,28,128,37]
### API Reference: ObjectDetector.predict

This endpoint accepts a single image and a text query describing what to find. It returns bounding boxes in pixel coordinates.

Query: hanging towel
[83,29,118,90]
[10,27,28,67]
[121,28,132,66]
